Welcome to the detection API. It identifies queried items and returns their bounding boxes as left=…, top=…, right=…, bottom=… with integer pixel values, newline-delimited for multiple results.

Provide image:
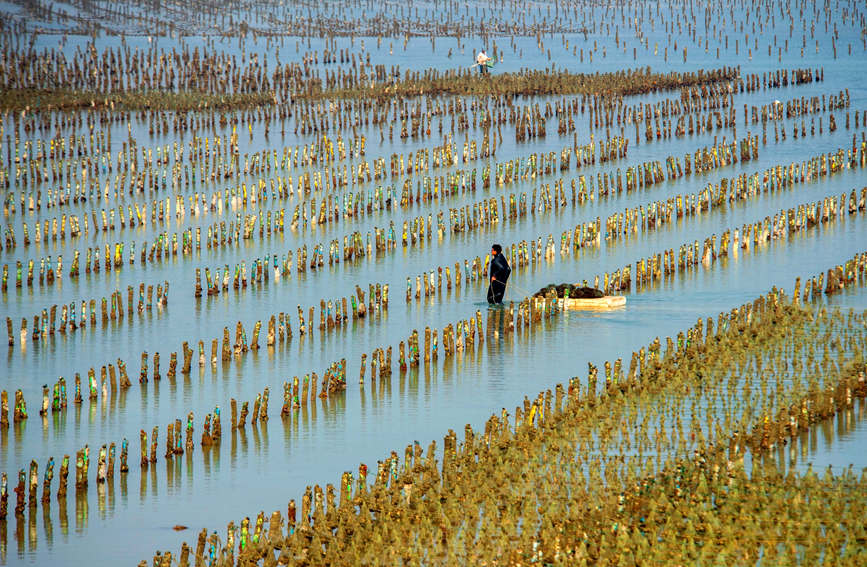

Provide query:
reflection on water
left=752, top=398, right=867, bottom=474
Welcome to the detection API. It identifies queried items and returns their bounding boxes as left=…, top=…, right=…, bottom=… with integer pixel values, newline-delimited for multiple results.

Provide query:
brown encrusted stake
left=181, top=342, right=192, bottom=374
left=150, top=426, right=158, bottom=463
left=222, top=328, right=231, bottom=361
left=107, top=443, right=115, bottom=479
left=118, top=359, right=131, bottom=388
left=165, top=423, right=174, bottom=459
left=212, top=408, right=222, bottom=441
left=1, top=390, right=8, bottom=428
left=13, top=389, right=27, bottom=422
left=250, top=321, right=261, bottom=350
left=167, top=352, right=177, bottom=381
left=57, top=456, right=69, bottom=500
left=139, top=351, right=149, bottom=384
left=153, top=352, right=161, bottom=381
left=201, top=414, right=213, bottom=447
left=28, top=460, right=38, bottom=508
left=185, top=413, right=194, bottom=451
left=173, top=419, right=184, bottom=455
left=238, top=402, right=249, bottom=429
left=260, top=389, right=269, bottom=422
left=140, top=430, right=148, bottom=468
left=14, top=469, right=25, bottom=516
left=195, top=529, right=207, bottom=565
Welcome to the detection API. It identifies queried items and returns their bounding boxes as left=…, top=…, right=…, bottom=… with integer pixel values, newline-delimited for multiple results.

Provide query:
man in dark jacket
left=486, top=244, right=511, bottom=304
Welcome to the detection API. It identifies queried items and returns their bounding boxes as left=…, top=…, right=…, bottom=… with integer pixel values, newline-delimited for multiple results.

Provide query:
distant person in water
left=476, top=49, right=490, bottom=75
left=487, top=244, right=511, bottom=304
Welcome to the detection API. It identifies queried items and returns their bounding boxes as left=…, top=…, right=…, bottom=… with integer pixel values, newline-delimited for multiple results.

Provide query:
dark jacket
left=489, top=253, right=511, bottom=283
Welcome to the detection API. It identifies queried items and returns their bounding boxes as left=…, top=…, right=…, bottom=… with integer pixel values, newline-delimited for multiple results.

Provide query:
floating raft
left=534, top=295, right=626, bottom=310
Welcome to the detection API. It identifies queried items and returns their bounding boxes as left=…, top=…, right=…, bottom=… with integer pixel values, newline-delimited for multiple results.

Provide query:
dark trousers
left=487, top=279, right=506, bottom=304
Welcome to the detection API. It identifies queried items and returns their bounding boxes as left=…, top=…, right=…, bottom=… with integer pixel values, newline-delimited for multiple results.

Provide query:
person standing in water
left=487, top=244, right=511, bottom=304
left=476, top=49, right=490, bottom=75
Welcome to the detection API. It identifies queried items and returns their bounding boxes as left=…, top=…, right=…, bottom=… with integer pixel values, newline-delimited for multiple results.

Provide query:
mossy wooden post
left=260, top=389, right=269, bottom=422
left=201, top=414, right=213, bottom=447
left=139, top=352, right=148, bottom=384
left=287, top=500, right=297, bottom=535
left=238, top=402, right=248, bottom=429
left=250, top=321, right=261, bottom=350
left=153, top=352, right=161, bottom=381
left=13, top=389, right=27, bottom=422
left=167, top=352, right=177, bottom=381
left=185, top=413, right=194, bottom=451
left=194, top=529, right=207, bottom=564
left=13, top=469, right=25, bottom=516
left=0, top=391, right=7, bottom=428
left=165, top=423, right=174, bottom=459
left=267, top=316, right=275, bottom=346
left=233, top=322, right=243, bottom=355
left=74, top=447, right=88, bottom=490
left=252, top=395, right=261, bottom=424
left=28, top=460, right=38, bottom=508
left=56, top=455, right=69, bottom=501
left=212, top=407, right=222, bottom=441
left=105, top=443, right=115, bottom=479
left=222, top=328, right=231, bottom=361
left=41, top=457, right=54, bottom=503
left=150, top=426, right=158, bottom=463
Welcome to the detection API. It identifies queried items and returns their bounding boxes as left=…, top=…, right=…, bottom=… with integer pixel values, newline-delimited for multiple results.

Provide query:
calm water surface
left=1, top=4, right=867, bottom=563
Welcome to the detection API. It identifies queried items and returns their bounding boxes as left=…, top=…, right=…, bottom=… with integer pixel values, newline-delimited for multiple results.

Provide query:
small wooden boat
left=534, top=295, right=626, bottom=310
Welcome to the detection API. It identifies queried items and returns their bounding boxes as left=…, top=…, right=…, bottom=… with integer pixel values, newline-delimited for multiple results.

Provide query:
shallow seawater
left=1, top=2, right=867, bottom=563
